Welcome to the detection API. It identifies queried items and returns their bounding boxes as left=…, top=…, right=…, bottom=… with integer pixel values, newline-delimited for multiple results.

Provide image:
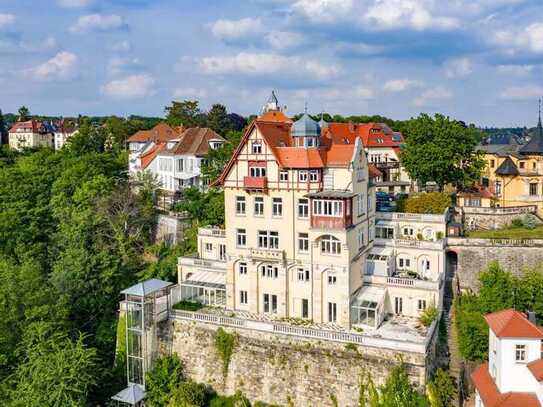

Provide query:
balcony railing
left=374, top=161, right=400, bottom=170
left=364, top=275, right=440, bottom=290
left=249, top=247, right=285, bottom=262
left=243, top=176, right=268, bottom=191
left=198, top=227, right=226, bottom=238
left=374, top=237, right=445, bottom=250
left=376, top=211, right=447, bottom=223
left=178, top=256, right=228, bottom=271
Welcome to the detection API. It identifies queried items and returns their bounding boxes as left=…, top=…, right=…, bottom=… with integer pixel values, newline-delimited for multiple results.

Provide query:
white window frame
left=328, top=302, right=337, bottom=323
left=313, top=200, right=343, bottom=217
left=320, top=235, right=341, bottom=255
left=297, top=268, right=310, bottom=282
left=236, top=196, right=246, bottom=215
left=298, top=232, right=309, bottom=252
left=261, top=265, right=279, bottom=279
left=272, top=197, right=283, bottom=217
left=239, top=262, right=247, bottom=275
left=250, top=166, right=266, bottom=177
left=236, top=229, right=246, bottom=247
left=258, top=230, right=279, bottom=249
left=205, top=243, right=212, bottom=252
left=299, top=170, right=308, bottom=182
left=254, top=197, right=264, bottom=216
left=309, top=170, right=319, bottom=182
left=279, top=170, right=289, bottom=182
left=418, top=299, right=427, bottom=311
left=298, top=199, right=309, bottom=218
left=328, top=275, right=337, bottom=285
left=515, top=344, right=527, bottom=363
left=240, top=290, right=248, bottom=304
left=252, top=141, right=262, bottom=154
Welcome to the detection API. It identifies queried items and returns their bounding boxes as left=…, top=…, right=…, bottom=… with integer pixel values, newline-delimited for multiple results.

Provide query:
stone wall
left=447, top=238, right=543, bottom=290
left=159, top=318, right=432, bottom=407
left=458, top=205, right=539, bottom=232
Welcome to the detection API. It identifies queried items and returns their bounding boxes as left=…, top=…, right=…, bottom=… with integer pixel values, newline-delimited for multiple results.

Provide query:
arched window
left=320, top=235, right=341, bottom=255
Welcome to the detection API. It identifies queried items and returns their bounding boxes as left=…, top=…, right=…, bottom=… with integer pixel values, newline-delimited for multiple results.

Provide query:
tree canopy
left=400, top=114, right=485, bottom=189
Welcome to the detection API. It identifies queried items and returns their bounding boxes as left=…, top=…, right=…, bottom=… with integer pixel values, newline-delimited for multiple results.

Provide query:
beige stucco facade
left=9, top=129, right=53, bottom=150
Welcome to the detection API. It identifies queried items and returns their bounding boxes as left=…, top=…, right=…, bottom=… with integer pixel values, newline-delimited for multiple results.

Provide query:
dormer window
left=515, top=344, right=526, bottom=362
left=252, top=141, right=262, bottom=154
left=309, top=170, right=319, bottom=182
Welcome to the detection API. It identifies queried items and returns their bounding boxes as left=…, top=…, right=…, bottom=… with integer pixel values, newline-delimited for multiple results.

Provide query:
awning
left=121, top=279, right=173, bottom=297
left=111, top=384, right=146, bottom=405
left=182, top=270, right=226, bottom=290
left=352, top=286, right=386, bottom=309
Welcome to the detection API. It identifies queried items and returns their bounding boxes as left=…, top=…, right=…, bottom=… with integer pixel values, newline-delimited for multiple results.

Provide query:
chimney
left=528, top=311, right=537, bottom=325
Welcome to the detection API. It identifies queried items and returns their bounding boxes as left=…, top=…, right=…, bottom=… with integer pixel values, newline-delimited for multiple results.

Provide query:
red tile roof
left=369, top=164, right=383, bottom=179
left=128, top=122, right=180, bottom=143
left=484, top=309, right=543, bottom=339
left=472, top=363, right=540, bottom=407
left=528, top=359, right=543, bottom=382
left=458, top=186, right=496, bottom=199
left=9, top=120, right=41, bottom=133
left=141, top=143, right=166, bottom=169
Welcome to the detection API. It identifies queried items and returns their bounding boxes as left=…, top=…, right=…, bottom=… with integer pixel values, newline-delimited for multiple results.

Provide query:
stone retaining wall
left=458, top=205, right=539, bottom=232
left=447, top=238, right=543, bottom=290
left=159, top=318, right=434, bottom=407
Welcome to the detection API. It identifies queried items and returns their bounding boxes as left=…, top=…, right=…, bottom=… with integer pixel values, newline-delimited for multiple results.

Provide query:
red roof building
left=472, top=309, right=543, bottom=407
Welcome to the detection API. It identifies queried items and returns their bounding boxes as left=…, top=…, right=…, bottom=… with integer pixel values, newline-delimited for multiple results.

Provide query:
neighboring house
left=54, top=119, right=79, bottom=150
left=8, top=120, right=54, bottom=150
left=176, top=93, right=446, bottom=334
left=472, top=309, right=543, bottom=407
left=466, top=108, right=543, bottom=217
left=128, top=123, right=225, bottom=193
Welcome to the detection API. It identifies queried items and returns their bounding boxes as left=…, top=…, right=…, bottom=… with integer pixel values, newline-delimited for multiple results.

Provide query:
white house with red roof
left=53, top=119, right=79, bottom=150
left=472, top=309, right=543, bottom=407
left=127, top=123, right=225, bottom=193
left=8, top=120, right=54, bottom=150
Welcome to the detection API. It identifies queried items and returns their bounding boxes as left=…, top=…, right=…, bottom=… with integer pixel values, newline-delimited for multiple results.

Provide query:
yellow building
left=467, top=112, right=543, bottom=216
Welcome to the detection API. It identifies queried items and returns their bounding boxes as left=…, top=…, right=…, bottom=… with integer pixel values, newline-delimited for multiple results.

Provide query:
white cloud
left=25, top=51, right=78, bottom=81
left=266, top=31, right=304, bottom=49
left=57, top=0, right=93, bottom=8
left=199, top=52, right=340, bottom=80
left=69, top=14, right=125, bottom=33
left=40, top=36, right=58, bottom=50
left=107, top=57, right=141, bottom=75
left=414, top=87, right=452, bottom=107
left=210, top=18, right=263, bottom=40
left=101, top=74, right=155, bottom=98
left=383, top=79, right=422, bottom=92
left=292, top=0, right=353, bottom=23
left=365, top=0, right=459, bottom=31
left=500, top=85, right=543, bottom=100
left=443, top=57, right=473, bottom=78
left=173, top=87, right=208, bottom=99
left=111, top=40, right=131, bottom=53
left=0, top=14, right=15, bottom=29
left=494, top=23, right=543, bottom=54
left=497, top=65, right=534, bottom=76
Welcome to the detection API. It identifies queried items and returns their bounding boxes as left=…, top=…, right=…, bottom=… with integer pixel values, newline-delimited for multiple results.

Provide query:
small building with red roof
left=472, top=309, right=543, bottom=407
left=8, top=119, right=54, bottom=150
left=128, top=122, right=225, bottom=193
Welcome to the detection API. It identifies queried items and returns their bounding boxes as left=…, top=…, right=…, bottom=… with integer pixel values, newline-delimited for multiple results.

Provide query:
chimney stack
left=528, top=311, right=537, bottom=325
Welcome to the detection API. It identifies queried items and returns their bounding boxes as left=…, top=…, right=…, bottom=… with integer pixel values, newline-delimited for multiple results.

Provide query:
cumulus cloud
left=494, top=23, right=543, bottom=54
left=266, top=31, right=304, bottom=49
left=292, top=0, right=353, bottom=23
left=414, top=87, right=452, bottom=107
left=101, top=74, right=155, bottom=98
left=365, top=0, right=459, bottom=31
left=57, top=0, right=93, bottom=8
left=25, top=51, right=78, bottom=81
left=500, top=85, right=543, bottom=100
left=199, top=52, right=340, bottom=80
left=0, top=14, right=15, bottom=29
left=210, top=18, right=263, bottom=40
left=383, top=79, right=422, bottom=92
left=69, top=14, right=125, bottom=33
left=443, top=57, right=473, bottom=78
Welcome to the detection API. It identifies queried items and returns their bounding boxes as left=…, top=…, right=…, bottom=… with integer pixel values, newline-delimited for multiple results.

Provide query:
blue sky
left=1, top=0, right=543, bottom=127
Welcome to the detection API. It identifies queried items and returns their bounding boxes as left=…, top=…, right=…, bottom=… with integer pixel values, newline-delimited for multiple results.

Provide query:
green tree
left=6, top=325, right=98, bottom=407
left=201, top=130, right=242, bottom=183
left=206, top=104, right=229, bottom=134
left=396, top=192, right=451, bottom=214
left=400, top=114, right=485, bottom=190
left=146, top=354, right=186, bottom=407
left=169, top=381, right=207, bottom=407
left=478, top=261, right=514, bottom=313
left=17, top=106, right=30, bottom=121
left=66, top=117, right=106, bottom=154
left=0, top=109, right=7, bottom=145
left=426, top=369, right=456, bottom=407
left=377, top=362, right=429, bottom=407
left=177, top=187, right=225, bottom=226
left=165, top=100, right=204, bottom=128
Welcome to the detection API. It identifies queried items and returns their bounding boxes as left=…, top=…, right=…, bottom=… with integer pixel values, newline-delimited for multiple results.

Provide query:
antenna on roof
left=304, top=102, right=308, bottom=114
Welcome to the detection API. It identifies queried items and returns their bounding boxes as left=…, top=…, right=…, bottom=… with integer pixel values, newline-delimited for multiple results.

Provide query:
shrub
left=522, top=214, right=538, bottom=230
left=436, top=231, right=444, bottom=240
left=511, top=217, right=524, bottom=228
left=426, top=369, right=456, bottom=407
left=209, top=391, right=251, bottom=407
left=398, top=192, right=451, bottom=214
left=419, top=305, right=438, bottom=327
left=173, top=301, right=204, bottom=312
left=169, top=381, right=207, bottom=407
left=146, top=355, right=185, bottom=407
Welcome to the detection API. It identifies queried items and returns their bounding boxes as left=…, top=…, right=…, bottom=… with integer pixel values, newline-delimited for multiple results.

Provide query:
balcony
left=363, top=275, right=440, bottom=291
left=311, top=215, right=351, bottom=230
left=373, top=237, right=445, bottom=250
left=178, top=256, right=227, bottom=271
left=243, top=176, right=268, bottom=191
left=249, top=247, right=285, bottom=262
left=374, top=161, right=400, bottom=170
left=198, top=227, right=226, bottom=238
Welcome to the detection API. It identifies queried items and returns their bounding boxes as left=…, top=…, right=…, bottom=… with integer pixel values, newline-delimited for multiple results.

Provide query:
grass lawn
left=173, top=300, right=204, bottom=312
left=467, top=225, right=543, bottom=239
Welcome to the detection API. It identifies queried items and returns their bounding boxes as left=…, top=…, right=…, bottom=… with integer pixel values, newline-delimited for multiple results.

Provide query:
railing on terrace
left=376, top=211, right=447, bottom=223
left=170, top=308, right=437, bottom=354
left=374, top=238, right=445, bottom=250
left=447, top=237, right=543, bottom=247
left=459, top=205, right=537, bottom=215
left=198, top=227, right=226, bottom=238
left=363, top=275, right=440, bottom=290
